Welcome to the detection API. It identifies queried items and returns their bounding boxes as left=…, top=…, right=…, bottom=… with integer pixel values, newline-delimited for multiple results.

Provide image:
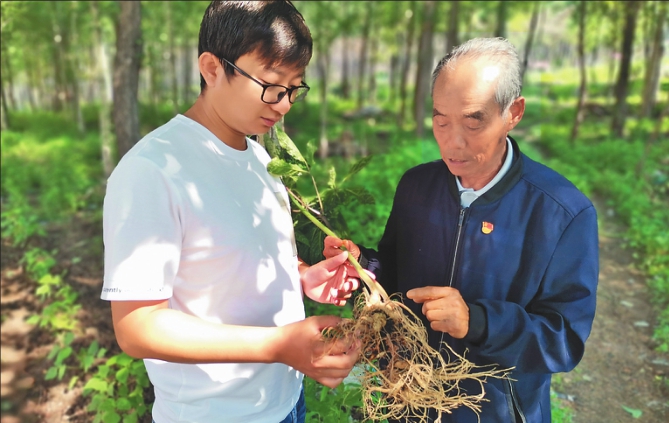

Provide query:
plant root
left=327, top=295, right=512, bottom=423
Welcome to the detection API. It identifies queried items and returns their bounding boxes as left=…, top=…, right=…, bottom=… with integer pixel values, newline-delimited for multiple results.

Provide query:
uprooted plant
left=263, top=126, right=512, bottom=422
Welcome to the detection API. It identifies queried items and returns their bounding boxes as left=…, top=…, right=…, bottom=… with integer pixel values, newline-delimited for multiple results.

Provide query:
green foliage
left=550, top=390, right=575, bottom=423
left=266, top=126, right=376, bottom=265
left=1, top=111, right=103, bottom=221
left=0, top=200, right=47, bottom=247
left=83, top=353, right=151, bottom=423
left=304, top=377, right=369, bottom=423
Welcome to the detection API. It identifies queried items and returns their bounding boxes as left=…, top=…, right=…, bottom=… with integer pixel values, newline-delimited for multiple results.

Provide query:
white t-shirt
left=102, top=114, right=304, bottom=423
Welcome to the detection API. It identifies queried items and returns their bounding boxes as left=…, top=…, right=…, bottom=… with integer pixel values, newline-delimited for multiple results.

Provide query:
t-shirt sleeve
left=101, top=155, right=182, bottom=301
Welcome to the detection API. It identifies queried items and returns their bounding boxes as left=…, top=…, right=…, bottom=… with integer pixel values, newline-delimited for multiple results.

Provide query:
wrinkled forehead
left=434, top=60, right=500, bottom=104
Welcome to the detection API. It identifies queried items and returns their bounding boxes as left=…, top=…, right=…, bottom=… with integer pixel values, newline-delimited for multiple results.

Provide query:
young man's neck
left=184, top=99, right=248, bottom=151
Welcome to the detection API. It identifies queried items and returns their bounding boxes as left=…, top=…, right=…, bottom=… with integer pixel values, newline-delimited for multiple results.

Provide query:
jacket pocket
left=505, top=379, right=527, bottom=423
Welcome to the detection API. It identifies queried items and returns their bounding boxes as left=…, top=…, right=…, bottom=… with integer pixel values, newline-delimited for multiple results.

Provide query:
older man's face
left=432, top=58, right=524, bottom=190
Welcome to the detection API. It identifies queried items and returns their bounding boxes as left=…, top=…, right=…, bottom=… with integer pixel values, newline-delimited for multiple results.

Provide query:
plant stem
left=287, top=189, right=389, bottom=302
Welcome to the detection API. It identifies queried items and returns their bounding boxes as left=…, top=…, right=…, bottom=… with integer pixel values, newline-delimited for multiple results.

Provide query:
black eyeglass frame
left=220, top=57, right=310, bottom=104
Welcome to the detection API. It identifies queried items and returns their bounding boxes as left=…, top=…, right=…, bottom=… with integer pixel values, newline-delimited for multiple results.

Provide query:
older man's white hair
left=431, top=37, right=522, bottom=116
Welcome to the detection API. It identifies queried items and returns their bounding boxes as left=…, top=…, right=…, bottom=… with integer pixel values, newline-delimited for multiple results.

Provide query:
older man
left=325, top=37, right=599, bottom=422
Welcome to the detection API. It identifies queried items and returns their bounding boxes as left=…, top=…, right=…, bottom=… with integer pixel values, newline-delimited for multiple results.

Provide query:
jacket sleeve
left=466, top=205, right=599, bottom=373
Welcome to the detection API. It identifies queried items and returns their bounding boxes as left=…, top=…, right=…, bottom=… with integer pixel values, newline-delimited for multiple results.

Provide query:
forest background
left=1, top=1, right=667, bottom=422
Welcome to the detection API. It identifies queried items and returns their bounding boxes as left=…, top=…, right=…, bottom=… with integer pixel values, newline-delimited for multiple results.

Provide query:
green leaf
left=116, top=367, right=129, bottom=384
left=63, top=331, right=75, bottom=346
left=57, top=365, right=66, bottom=380
left=276, top=127, right=306, bottom=165
left=327, top=167, right=337, bottom=189
left=345, top=187, right=375, bottom=205
left=56, top=346, right=73, bottom=365
left=116, top=353, right=134, bottom=367
left=305, top=141, right=317, bottom=167
left=267, top=158, right=305, bottom=177
left=343, top=155, right=373, bottom=182
left=102, top=411, right=121, bottom=423
left=45, top=366, right=58, bottom=380
left=68, top=376, right=79, bottom=391
left=116, top=397, right=132, bottom=411
left=319, top=385, right=329, bottom=402
left=622, top=405, right=643, bottom=418
left=83, top=378, right=109, bottom=393
left=25, top=315, right=40, bottom=325
left=122, top=413, right=138, bottom=423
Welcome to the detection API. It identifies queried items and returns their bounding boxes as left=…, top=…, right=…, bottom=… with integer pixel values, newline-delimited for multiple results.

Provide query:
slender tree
left=1, top=79, right=10, bottom=130
left=91, top=1, right=115, bottom=178
left=446, top=1, right=460, bottom=54
left=339, top=2, right=351, bottom=100
left=571, top=0, right=588, bottom=142
left=413, top=1, right=436, bottom=138
left=611, top=0, right=641, bottom=137
left=494, top=1, right=508, bottom=38
left=641, top=1, right=666, bottom=118
left=398, top=2, right=417, bottom=129
left=113, top=0, right=142, bottom=158
left=356, top=2, right=375, bottom=110
left=521, top=2, right=540, bottom=85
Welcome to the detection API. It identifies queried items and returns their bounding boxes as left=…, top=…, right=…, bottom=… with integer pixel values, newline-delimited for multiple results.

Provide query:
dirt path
left=1, top=200, right=668, bottom=422
left=553, top=199, right=668, bottom=422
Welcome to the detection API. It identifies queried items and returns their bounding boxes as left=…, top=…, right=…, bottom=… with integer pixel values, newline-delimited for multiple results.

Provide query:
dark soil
left=1, top=200, right=668, bottom=422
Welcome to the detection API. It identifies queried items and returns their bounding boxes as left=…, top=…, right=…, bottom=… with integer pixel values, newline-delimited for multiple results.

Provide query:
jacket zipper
left=447, top=208, right=467, bottom=287
left=439, top=208, right=527, bottom=423
left=438, top=208, right=467, bottom=355
left=507, top=379, right=527, bottom=423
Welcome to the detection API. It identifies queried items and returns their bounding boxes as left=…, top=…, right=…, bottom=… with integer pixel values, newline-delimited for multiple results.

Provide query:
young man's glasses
left=220, top=58, right=310, bottom=104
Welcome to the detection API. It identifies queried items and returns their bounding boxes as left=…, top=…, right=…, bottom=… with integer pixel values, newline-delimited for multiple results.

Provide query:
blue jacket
left=361, top=137, right=599, bottom=423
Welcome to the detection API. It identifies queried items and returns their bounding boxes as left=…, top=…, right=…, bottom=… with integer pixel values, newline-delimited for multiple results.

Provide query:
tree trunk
left=607, top=4, right=621, bottom=102
left=356, top=2, right=374, bottom=110
left=1, top=79, right=10, bottom=130
left=521, top=2, right=540, bottom=84
left=317, top=48, right=330, bottom=159
left=446, top=1, right=460, bottom=53
left=340, top=37, right=350, bottom=99
left=167, top=2, right=179, bottom=113
left=637, top=97, right=669, bottom=179
left=340, top=2, right=350, bottom=100
left=494, top=1, right=508, bottom=38
left=68, top=3, right=85, bottom=134
left=182, top=44, right=193, bottom=106
left=641, top=1, right=666, bottom=118
left=611, top=1, right=641, bottom=138
left=398, top=2, right=417, bottom=129
left=91, top=1, right=115, bottom=178
left=413, top=1, right=436, bottom=138
left=22, top=51, right=38, bottom=110
left=50, top=2, right=68, bottom=112
left=113, top=0, right=142, bottom=159
left=0, top=41, right=17, bottom=111
left=388, top=2, right=403, bottom=106
left=367, top=33, right=379, bottom=105
left=571, top=0, right=588, bottom=142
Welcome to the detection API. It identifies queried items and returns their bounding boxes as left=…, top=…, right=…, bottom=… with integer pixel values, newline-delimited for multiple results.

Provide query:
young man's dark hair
left=198, top=0, right=313, bottom=90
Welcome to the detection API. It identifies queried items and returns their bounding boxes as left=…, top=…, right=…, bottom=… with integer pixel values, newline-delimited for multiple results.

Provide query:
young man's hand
left=323, top=235, right=360, bottom=261
left=274, top=315, right=360, bottom=388
left=300, top=252, right=361, bottom=306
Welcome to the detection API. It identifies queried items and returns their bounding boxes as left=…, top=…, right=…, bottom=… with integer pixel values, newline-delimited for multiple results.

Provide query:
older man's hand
left=407, top=286, right=470, bottom=339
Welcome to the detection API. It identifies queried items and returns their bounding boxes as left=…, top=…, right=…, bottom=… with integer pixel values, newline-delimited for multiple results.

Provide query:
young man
left=325, top=38, right=599, bottom=422
left=101, top=2, right=360, bottom=422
